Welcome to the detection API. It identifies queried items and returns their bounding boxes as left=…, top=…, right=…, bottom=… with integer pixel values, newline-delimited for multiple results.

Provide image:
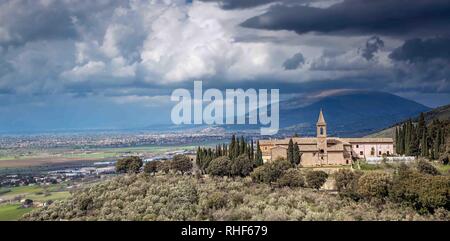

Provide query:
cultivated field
left=0, top=184, right=72, bottom=221
left=0, top=144, right=201, bottom=168
left=0, top=204, right=33, bottom=221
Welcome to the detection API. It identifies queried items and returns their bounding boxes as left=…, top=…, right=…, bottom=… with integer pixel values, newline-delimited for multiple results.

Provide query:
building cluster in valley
left=259, top=110, right=394, bottom=166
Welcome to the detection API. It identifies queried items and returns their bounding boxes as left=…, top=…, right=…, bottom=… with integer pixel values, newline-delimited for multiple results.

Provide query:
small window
left=356, top=144, right=359, bottom=148
left=360, top=151, right=363, bottom=155
left=387, top=151, right=390, bottom=155
left=320, top=149, right=324, bottom=154
left=320, top=127, right=324, bottom=135
left=346, top=160, right=349, bottom=164
left=379, top=151, right=382, bottom=155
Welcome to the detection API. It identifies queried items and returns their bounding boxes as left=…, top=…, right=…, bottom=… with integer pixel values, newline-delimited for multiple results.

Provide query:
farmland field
left=0, top=143, right=213, bottom=169
left=0, top=204, right=34, bottom=221
left=0, top=184, right=72, bottom=220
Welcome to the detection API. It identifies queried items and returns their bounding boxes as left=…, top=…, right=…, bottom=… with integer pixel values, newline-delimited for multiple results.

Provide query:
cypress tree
left=196, top=147, right=202, bottom=172
left=421, top=131, right=428, bottom=157
left=234, top=137, right=240, bottom=158
left=229, top=135, right=236, bottom=159
left=405, top=121, right=411, bottom=155
left=293, top=142, right=300, bottom=166
left=417, top=112, right=426, bottom=137
left=400, top=125, right=405, bottom=155
left=255, top=141, right=263, bottom=167
left=250, top=140, right=255, bottom=161
left=287, top=138, right=294, bottom=164
left=433, top=133, right=440, bottom=160
left=409, top=130, right=419, bottom=157
left=240, top=136, right=246, bottom=156
left=395, top=127, right=399, bottom=154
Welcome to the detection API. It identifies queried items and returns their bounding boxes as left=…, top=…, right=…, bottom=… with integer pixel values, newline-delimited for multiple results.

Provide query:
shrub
left=171, top=155, right=193, bottom=175
left=157, top=160, right=172, bottom=174
left=229, top=154, right=254, bottom=177
left=250, top=166, right=267, bottom=183
left=115, top=156, right=143, bottom=174
left=357, top=172, right=392, bottom=200
left=334, top=169, right=362, bottom=198
left=305, top=171, right=328, bottom=190
left=205, top=192, right=228, bottom=210
left=207, top=156, right=231, bottom=177
left=250, top=160, right=291, bottom=184
left=417, top=160, right=440, bottom=176
left=396, top=162, right=412, bottom=178
left=390, top=171, right=450, bottom=213
left=144, top=161, right=160, bottom=175
left=439, top=154, right=449, bottom=165
left=277, top=168, right=305, bottom=188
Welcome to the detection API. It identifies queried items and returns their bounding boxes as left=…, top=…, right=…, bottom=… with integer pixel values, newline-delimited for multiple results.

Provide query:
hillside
left=278, top=90, right=430, bottom=137
left=222, top=90, right=430, bottom=137
left=21, top=174, right=448, bottom=221
left=367, top=104, right=450, bottom=138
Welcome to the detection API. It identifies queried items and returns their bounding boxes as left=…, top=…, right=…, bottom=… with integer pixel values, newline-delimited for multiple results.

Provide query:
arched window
left=320, top=127, right=324, bottom=135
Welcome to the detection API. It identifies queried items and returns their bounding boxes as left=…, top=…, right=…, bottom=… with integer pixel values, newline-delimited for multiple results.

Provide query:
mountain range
left=135, top=90, right=434, bottom=137
left=277, top=90, right=431, bottom=137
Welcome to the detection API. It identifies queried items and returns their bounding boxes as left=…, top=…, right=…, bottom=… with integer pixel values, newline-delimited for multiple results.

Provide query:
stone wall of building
left=351, top=143, right=394, bottom=158
left=270, top=147, right=287, bottom=161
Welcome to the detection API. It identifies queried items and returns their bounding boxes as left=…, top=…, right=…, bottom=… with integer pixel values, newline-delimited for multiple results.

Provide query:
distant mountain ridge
left=277, top=90, right=430, bottom=137
left=219, top=90, right=431, bottom=137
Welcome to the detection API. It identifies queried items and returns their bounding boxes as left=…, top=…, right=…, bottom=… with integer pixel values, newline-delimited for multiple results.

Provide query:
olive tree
left=115, top=156, right=143, bottom=174
left=229, top=154, right=254, bottom=177
left=306, top=171, right=328, bottom=190
left=171, top=155, right=193, bottom=175
left=144, top=161, right=161, bottom=175
left=207, top=156, right=231, bottom=177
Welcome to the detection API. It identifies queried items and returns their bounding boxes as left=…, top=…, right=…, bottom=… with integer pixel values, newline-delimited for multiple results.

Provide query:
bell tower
left=316, top=109, right=327, bottom=164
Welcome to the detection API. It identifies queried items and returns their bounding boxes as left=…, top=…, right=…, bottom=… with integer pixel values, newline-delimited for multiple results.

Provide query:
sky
left=0, top=0, right=449, bottom=132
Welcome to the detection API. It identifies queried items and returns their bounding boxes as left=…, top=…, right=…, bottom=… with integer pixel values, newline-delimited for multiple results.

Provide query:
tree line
left=196, top=135, right=303, bottom=174
left=195, top=135, right=264, bottom=174
left=395, top=112, right=449, bottom=162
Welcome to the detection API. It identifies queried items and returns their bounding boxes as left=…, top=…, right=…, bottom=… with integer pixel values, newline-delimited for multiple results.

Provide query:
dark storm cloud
left=389, top=37, right=450, bottom=63
left=283, top=52, right=305, bottom=70
left=198, top=0, right=303, bottom=10
left=0, top=7, right=76, bottom=46
left=0, top=0, right=128, bottom=46
left=241, top=0, right=450, bottom=36
left=387, top=37, right=450, bottom=94
left=360, top=36, right=384, bottom=61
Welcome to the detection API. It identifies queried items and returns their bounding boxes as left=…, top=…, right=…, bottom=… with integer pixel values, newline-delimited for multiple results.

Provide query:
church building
left=259, top=109, right=394, bottom=166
